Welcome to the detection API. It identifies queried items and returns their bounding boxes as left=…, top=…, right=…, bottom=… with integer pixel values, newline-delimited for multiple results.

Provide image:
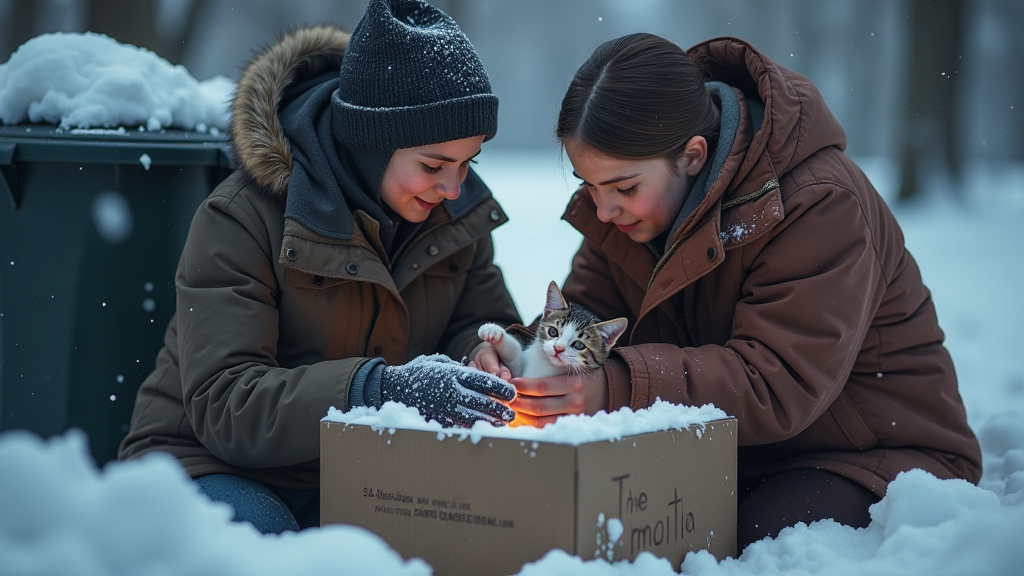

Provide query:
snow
left=0, top=33, right=232, bottom=130
left=1, top=34, right=1023, bottom=576
left=0, top=429, right=430, bottom=576
left=324, top=398, right=729, bottom=446
left=595, top=513, right=626, bottom=562
left=89, top=190, right=133, bottom=245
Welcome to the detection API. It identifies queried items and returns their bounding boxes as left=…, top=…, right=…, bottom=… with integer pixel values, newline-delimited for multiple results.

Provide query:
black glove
left=379, top=354, right=517, bottom=427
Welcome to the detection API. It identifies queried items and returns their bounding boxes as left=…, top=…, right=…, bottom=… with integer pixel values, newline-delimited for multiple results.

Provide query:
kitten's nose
left=553, top=344, right=565, bottom=354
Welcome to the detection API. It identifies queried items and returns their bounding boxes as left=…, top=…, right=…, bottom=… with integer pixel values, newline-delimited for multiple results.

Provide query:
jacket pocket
left=284, top=268, right=350, bottom=290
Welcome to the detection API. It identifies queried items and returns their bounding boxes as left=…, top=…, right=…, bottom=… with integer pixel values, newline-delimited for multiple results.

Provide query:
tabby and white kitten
left=478, top=282, right=628, bottom=379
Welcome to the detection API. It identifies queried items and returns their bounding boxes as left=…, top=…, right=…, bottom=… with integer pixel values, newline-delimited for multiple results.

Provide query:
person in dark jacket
left=503, top=34, right=982, bottom=552
left=118, top=0, right=521, bottom=534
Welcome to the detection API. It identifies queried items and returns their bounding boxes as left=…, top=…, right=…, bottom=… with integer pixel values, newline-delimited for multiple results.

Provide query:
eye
left=617, top=184, right=638, bottom=196
left=546, top=327, right=558, bottom=337
left=572, top=340, right=585, bottom=350
left=421, top=163, right=443, bottom=174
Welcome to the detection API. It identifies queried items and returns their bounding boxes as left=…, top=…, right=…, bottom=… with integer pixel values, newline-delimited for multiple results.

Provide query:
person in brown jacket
left=117, top=0, right=521, bottom=534
left=504, top=34, right=982, bottom=551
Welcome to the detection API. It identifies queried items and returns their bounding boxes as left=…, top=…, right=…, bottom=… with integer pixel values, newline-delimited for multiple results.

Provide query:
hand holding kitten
left=509, top=368, right=610, bottom=427
left=472, top=281, right=628, bottom=426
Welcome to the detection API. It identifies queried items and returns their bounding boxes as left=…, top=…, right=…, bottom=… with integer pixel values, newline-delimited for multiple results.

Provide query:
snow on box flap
left=323, top=399, right=729, bottom=445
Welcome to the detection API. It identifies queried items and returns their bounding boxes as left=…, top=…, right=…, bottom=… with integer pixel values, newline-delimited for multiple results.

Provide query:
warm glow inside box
left=321, top=404, right=737, bottom=576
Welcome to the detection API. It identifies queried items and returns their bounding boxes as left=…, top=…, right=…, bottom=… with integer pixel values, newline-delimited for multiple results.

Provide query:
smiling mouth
left=616, top=222, right=639, bottom=233
left=415, top=198, right=441, bottom=210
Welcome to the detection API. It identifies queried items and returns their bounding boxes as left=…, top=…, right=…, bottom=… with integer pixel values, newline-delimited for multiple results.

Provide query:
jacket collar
left=279, top=191, right=507, bottom=293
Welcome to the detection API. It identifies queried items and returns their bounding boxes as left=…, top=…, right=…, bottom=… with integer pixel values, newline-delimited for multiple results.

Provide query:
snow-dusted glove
left=380, top=354, right=517, bottom=427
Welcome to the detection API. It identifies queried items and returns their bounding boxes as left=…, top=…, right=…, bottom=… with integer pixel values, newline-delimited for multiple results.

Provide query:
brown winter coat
left=564, top=37, right=981, bottom=496
left=117, top=26, right=520, bottom=490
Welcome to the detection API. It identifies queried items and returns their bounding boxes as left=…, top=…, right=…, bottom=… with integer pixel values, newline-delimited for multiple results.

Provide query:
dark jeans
left=194, top=474, right=320, bottom=534
left=737, top=468, right=880, bottom=552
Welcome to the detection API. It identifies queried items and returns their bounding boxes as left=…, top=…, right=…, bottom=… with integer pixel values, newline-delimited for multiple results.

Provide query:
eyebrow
left=419, top=150, right=482, bottom=163
left=572, top=170, right=641, bottom=187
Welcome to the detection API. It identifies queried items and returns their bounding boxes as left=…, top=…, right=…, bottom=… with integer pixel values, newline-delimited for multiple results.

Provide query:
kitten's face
left=536, top=311, right=605, bottom=372
left=536, top=282, right=627, bottom=374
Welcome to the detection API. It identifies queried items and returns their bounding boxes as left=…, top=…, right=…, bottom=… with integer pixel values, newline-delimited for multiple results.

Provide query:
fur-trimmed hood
left=228, top=26, right=350, bottom=199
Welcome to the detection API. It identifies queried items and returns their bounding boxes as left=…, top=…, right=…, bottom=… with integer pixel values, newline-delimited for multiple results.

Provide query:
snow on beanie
left=332, top=0, right=498, bottom=150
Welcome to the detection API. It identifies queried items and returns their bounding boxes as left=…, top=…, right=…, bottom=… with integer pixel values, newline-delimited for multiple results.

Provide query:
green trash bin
left=0, top=124, right=233, bottom=465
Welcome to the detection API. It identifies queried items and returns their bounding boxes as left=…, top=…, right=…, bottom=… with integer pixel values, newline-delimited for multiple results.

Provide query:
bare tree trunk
left=1009, top=0, right=1024, bottom=161
left=160, top=0, right=204, bottom=66
left=898, top=0, right=964, bottom=201
left=86, top=0, right=156, bottom=53
left=4, top=0, right=38, bottom=58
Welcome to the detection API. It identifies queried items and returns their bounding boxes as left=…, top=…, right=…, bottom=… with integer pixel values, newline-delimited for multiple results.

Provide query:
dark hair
left=557, top=33, right=720, bottom=164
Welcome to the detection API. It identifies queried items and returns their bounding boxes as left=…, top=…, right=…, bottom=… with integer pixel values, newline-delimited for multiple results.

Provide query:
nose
left=594, top=194, right=620, bottom=223
left=434, top=171, right=462, bottom=201
left=553, top=344, right=565, bottom=354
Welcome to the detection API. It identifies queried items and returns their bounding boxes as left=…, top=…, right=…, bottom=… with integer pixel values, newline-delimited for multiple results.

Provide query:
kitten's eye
left=572, top=340, right=585, bottom=351
left=547, top=327, right=558, bottom=337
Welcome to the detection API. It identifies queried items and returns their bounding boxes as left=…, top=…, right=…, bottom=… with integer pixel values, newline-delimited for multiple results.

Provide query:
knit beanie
left=333, top=0, right=498, bottom=150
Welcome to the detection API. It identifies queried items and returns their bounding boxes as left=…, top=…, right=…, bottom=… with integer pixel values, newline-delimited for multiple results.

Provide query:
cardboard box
left=321, top=417, right=736, bottom=575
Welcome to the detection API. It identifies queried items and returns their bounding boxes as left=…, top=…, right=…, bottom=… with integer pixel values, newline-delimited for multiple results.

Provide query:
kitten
left=478, top=282, right=628, bottom=379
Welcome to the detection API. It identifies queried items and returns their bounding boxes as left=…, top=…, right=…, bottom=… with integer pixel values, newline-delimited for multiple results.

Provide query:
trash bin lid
left=0, top=124, right=232, bottom=168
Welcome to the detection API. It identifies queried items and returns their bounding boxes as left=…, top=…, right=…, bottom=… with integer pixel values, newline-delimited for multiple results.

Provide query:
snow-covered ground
left=1, top=33, right=1023, bottom=576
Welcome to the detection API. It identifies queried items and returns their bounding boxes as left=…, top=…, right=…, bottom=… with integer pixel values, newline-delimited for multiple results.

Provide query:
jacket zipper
left=646, top=178, right=779, bottom=289
left=721, top=178, right=779, bottom=210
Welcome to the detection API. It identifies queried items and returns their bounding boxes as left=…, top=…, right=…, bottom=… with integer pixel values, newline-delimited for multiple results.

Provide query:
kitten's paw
left=478, top=323, right=506, bottom=344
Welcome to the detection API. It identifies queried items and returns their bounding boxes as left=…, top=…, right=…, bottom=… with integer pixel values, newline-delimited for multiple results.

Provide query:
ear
left=594, top=317, right=628, bottom=348
left=677, top=135, right=708, bottom=177
left=543, top=281, right=568, bottom=316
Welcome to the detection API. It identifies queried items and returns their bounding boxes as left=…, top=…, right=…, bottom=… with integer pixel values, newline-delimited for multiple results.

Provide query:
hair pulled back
left=557, top=33, right=720, bottom=163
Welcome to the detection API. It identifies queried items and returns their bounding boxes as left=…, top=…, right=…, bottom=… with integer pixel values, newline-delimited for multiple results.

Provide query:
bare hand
left=510, top=368, right=608, bottom=427
left=469, top=344, right=512, bottom=382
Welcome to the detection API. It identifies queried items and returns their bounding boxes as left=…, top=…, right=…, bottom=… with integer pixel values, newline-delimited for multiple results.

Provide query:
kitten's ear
left=543, top=281, right=568, bottom=316
left=594, top=318, right=628, bottom=348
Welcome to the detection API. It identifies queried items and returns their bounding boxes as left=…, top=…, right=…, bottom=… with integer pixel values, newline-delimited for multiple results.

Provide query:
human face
left=379, top=135, right=486, bottom=223
left=565, top=140, right=691, bottom=244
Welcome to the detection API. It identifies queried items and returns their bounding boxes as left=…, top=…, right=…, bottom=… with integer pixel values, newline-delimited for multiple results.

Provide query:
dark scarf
left=279, top=72, right=402, bottom=253
left=279, top=72, right=494, bottom=257
left=655, top=81, right=765, bottom=254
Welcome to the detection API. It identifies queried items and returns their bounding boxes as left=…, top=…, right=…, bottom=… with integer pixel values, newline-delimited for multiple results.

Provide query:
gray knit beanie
left=333, top=0, right=498, bottom=150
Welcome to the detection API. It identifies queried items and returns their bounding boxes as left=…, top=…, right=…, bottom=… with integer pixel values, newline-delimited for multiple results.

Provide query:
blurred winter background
left=4, top=0, right=1020, bottom=315
left=1, top=1, right=1023, bottom=575
left=3, top=0, right=1021, bottom=330
left=3, top=0, right=1022, bottom=190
